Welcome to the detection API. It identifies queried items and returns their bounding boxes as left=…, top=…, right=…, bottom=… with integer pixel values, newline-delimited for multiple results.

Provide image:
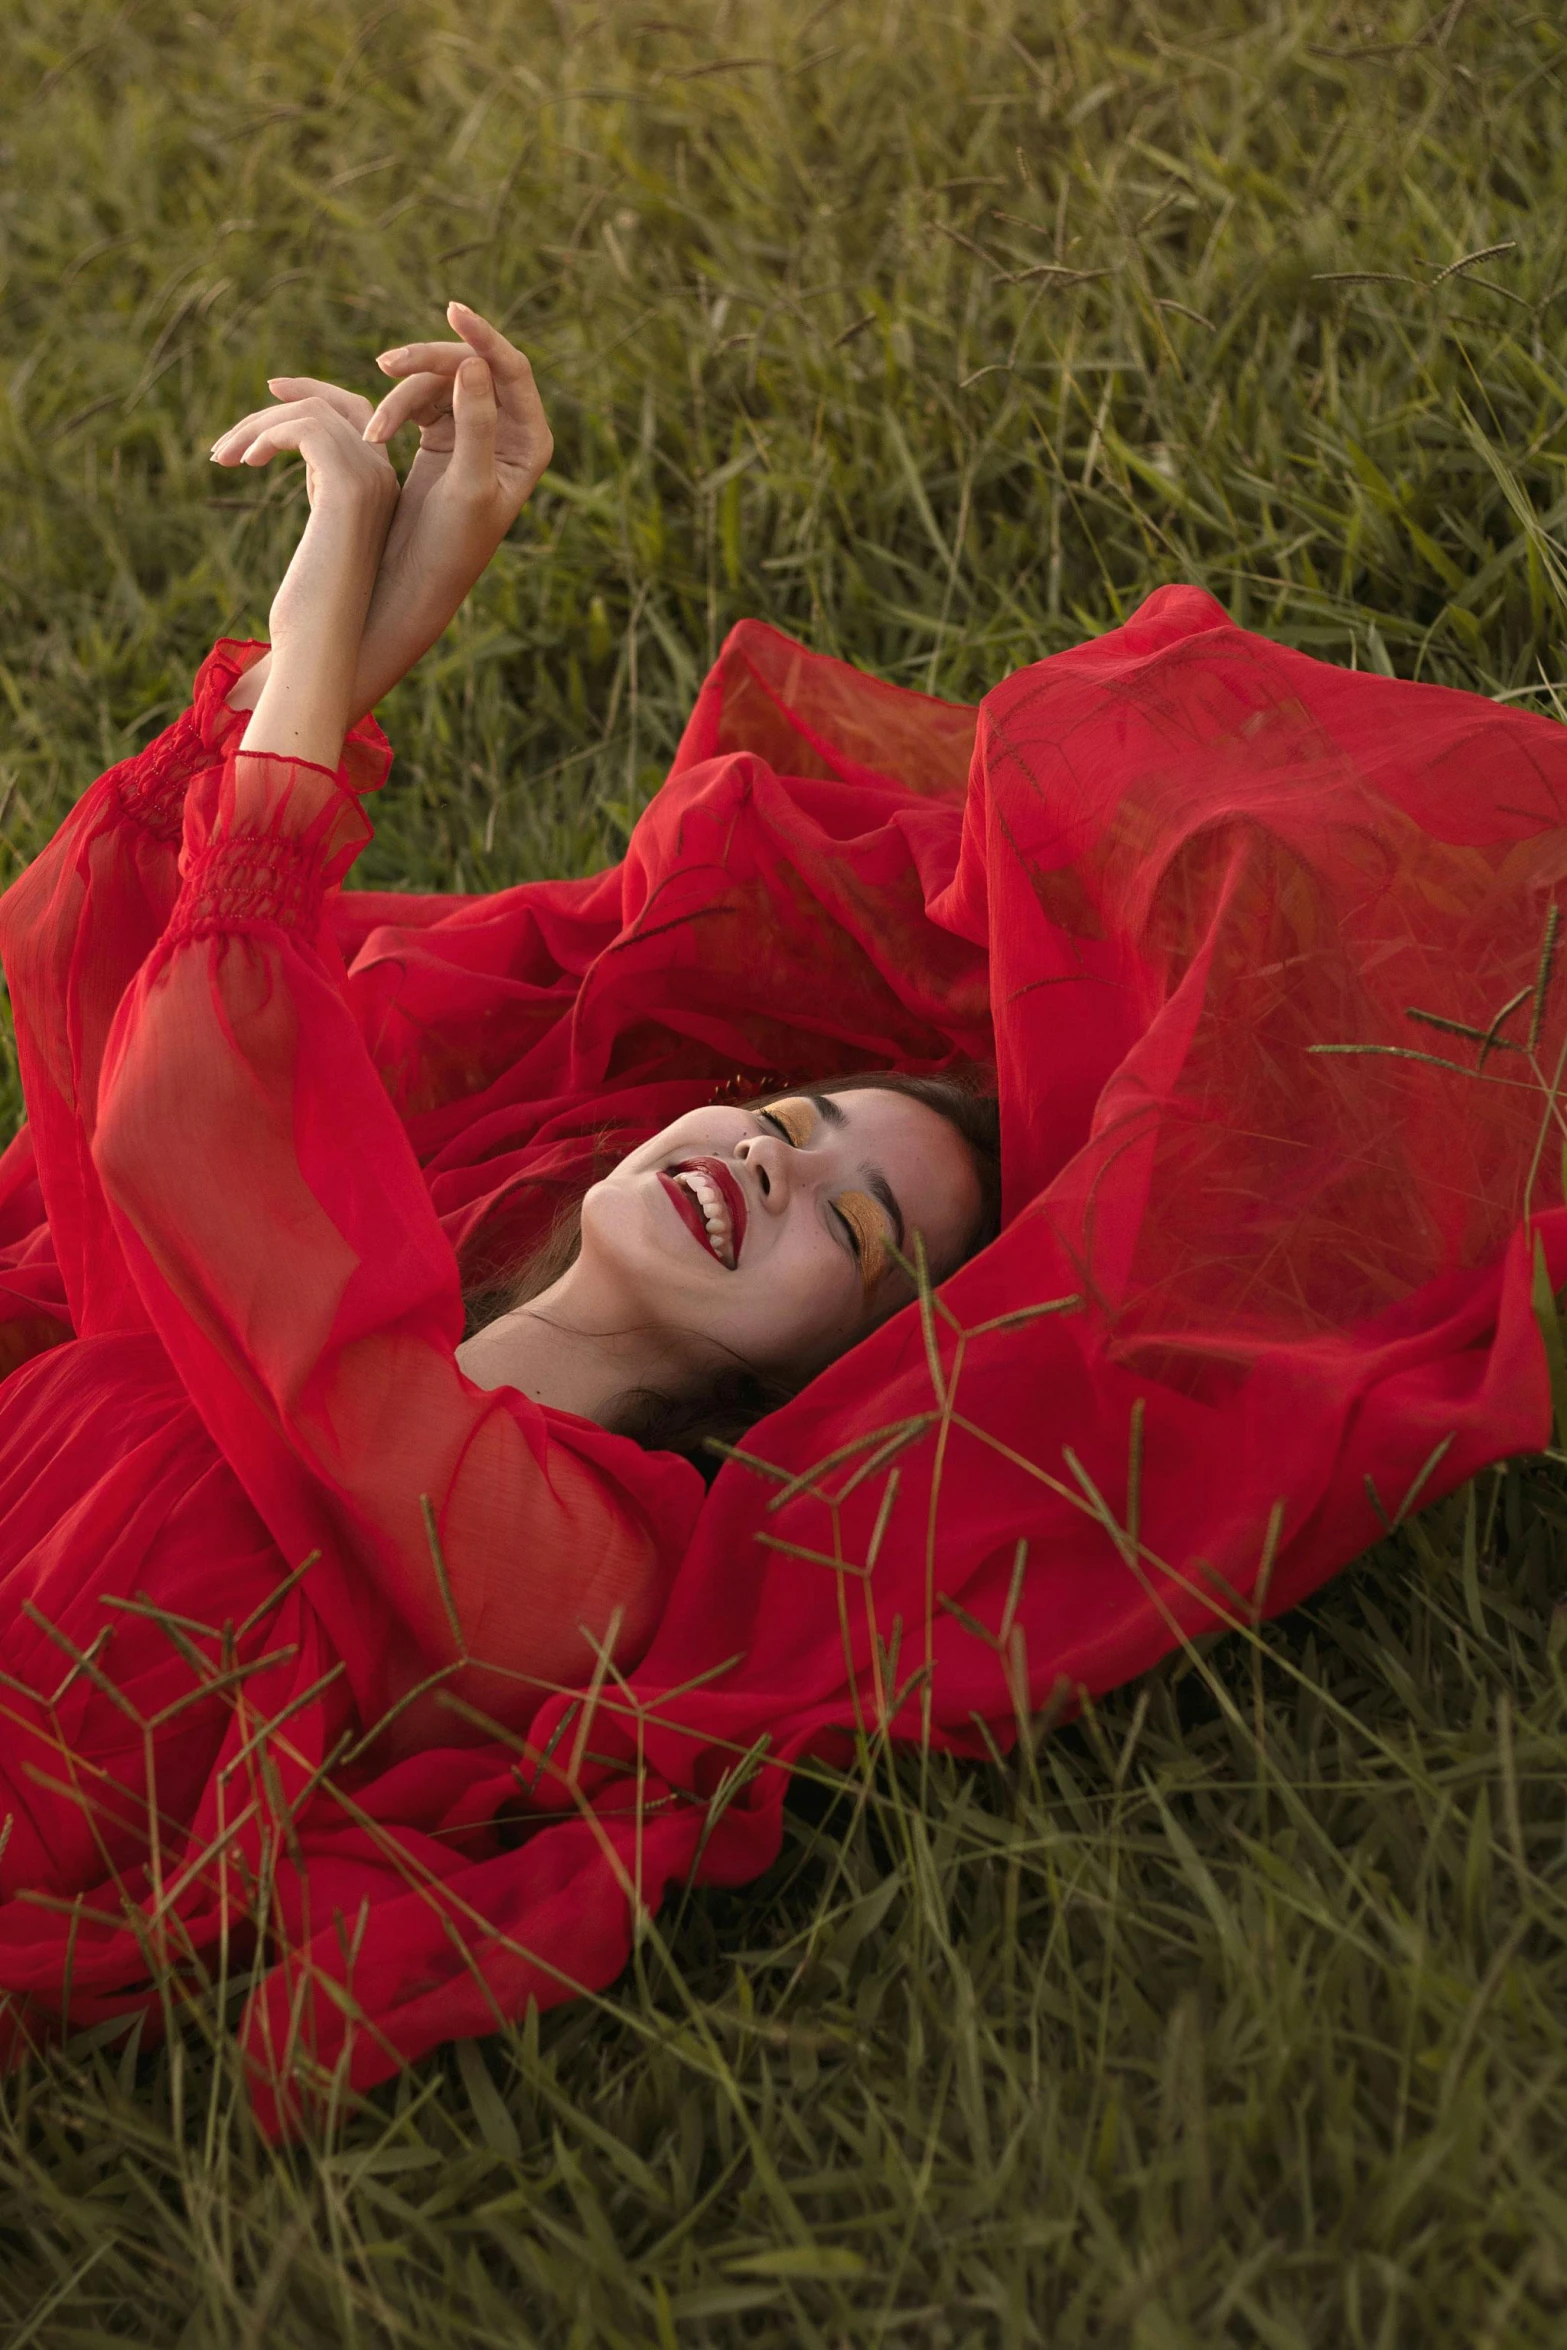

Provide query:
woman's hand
left=211, top=395, right=397, bottom=766
left=362, top=302, right=553, bottom=709
left=365, top=299, right=552, bottom=509
left=223, top=305, right=552, bottom=725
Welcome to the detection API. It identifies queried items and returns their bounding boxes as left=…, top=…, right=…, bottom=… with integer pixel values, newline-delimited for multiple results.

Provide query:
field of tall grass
left=3, top=1, right=1567, bottom=2341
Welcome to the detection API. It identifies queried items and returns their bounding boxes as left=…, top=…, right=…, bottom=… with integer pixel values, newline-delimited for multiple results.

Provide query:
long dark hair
left=462, top=1071, right=1002, bottom=1478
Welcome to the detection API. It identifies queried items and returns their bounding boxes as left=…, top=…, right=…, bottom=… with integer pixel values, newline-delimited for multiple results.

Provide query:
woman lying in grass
left=0, top=306, right=1562, bottom=2114
left=0, top=305, right=1001, bottom=1911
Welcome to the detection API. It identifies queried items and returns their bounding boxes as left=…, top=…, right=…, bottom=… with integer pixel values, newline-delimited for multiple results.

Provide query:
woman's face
left=576, top=1089, right=984, bottom=1382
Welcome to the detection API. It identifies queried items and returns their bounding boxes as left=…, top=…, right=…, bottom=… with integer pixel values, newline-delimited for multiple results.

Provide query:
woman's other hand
left=211, top=394, right=397, bottom=766
left=347, top=303, right=553, bottom=713
left=366, top=300, right=551, bottom=507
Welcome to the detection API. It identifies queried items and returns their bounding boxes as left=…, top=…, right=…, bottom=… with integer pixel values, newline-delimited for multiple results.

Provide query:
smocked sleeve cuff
left=165, top=747, right=372, bottom=946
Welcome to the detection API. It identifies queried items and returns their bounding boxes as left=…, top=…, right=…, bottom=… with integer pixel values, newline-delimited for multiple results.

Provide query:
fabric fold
left=0, top=588, right=1563, bottom=2132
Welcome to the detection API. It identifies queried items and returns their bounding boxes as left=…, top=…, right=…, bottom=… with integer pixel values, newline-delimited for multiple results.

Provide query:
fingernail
left=377, top=349, right=406, bottom=367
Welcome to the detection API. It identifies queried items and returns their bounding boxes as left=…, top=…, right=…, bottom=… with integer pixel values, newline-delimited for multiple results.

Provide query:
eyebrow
left=805, top=1093, right=906, bottom=1252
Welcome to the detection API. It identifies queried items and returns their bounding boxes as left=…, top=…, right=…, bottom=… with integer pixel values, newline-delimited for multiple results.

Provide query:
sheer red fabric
left=1, top=586, right=1563, bottom=2131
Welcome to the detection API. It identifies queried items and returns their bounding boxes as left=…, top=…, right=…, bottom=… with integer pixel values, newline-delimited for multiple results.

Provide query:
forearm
left=237, top=652, right=357, bottom=762
left=355, top=506, right=493, bottom=710
left=241, top=496, right=392, bottom=767
left=228, top=480, right=499, bottom=727
left=227, top=549, right=467, bottom=727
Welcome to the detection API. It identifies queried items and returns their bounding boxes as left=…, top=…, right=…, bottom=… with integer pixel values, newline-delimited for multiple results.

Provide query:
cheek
left=579, top=1178, right=654, bottom=1267
left=730, top=1227, right=865, bottom=1368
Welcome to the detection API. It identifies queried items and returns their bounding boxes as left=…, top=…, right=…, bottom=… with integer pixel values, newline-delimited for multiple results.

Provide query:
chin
left=581, top=1168, right=699, bottom=1289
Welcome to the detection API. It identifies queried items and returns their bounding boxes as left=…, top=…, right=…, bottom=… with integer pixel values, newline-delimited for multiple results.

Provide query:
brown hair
left=462, top=1071, right=1002, bottom=1479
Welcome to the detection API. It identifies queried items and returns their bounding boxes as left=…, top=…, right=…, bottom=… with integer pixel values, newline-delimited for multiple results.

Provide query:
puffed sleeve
left=92, top=741, right=704, bottom=1743
left=0, top=641, right=269, bottom=1335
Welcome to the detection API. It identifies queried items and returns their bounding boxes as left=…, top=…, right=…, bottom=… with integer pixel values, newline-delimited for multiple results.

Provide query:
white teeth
left=674, top=1168, right=734, bottom=1265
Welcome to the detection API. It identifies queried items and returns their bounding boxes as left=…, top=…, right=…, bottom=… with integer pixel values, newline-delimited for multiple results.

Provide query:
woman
left=0, top=306, right=1002, bottom=1927
left=2, top=310, right=1564, bottom=2124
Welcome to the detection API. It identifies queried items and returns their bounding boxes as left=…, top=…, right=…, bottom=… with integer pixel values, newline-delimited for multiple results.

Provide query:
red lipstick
left=658, top=1156, right=748, bottom=1268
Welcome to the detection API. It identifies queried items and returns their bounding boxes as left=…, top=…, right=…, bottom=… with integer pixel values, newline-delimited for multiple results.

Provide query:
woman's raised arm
left=89, top=390, right=696, bottom=1746
left=220, top=393, right=397, bottom=766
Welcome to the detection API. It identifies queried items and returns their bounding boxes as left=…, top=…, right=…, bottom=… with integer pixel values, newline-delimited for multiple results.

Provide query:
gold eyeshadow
left=764, top=1096, right=816, bottom=1146
left=836, top=1190, right=887, bottom=1297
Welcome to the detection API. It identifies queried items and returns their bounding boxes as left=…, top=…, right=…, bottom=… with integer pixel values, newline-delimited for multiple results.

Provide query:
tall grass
left=2, top=1, right=1566, bottom=2340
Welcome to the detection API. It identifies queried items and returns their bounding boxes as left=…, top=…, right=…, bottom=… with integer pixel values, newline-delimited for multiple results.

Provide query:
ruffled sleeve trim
left=192, top=640, right=394, bottom=796
left=113, top=641, right=392, bottom=844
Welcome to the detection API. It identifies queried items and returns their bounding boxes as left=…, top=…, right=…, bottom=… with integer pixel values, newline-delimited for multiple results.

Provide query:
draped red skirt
left=1, top=585, right=1562, bottom=2132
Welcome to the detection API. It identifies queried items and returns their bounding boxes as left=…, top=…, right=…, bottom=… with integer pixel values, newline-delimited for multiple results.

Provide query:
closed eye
left=758, top=1103, right=811, bottom=1146
left=835, top=1191, right=886, bottom=1291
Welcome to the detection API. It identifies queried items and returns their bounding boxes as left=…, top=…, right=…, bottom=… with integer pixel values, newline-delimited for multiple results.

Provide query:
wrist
left=354, top=556, right=467, bottom=714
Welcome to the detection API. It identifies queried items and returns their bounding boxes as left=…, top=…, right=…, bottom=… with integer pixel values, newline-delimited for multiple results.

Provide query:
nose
left=734, top=1130, right=794, bottom=1215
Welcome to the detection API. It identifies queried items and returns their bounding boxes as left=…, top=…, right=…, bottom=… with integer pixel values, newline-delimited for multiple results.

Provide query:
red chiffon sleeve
left=91, top=741, right=705, bottom=1743
left=0, top=641, right=268, bottom=1340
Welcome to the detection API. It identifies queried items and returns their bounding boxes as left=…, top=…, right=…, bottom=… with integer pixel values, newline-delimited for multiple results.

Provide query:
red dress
left=0, top=588, right=1562, bottom=2131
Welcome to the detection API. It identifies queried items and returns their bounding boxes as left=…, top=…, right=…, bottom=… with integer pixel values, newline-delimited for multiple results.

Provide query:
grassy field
left=3, top=0, right=1567, bottom=2340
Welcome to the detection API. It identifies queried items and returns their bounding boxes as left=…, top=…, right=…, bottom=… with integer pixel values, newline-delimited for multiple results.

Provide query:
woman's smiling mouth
left=659, top=1157, right=748, bottom=1269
